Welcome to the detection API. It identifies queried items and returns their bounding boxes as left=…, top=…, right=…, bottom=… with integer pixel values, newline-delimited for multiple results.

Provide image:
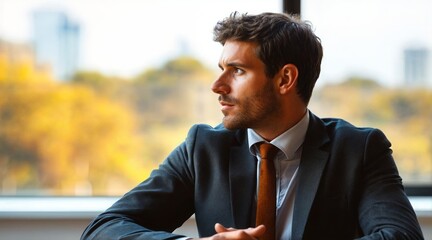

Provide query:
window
left=1, top=0, right=431, bottom=197
left=0, top=0, right=281, bottom=196
left=303, top=0, right=432, bottom=187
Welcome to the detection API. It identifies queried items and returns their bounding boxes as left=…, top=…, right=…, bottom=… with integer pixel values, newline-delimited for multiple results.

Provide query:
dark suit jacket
left=81, top=112, right=424, bottom=240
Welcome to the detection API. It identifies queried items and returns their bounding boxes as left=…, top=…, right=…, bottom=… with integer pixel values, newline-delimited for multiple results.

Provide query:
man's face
left=211, top=40, right=280, bottom=130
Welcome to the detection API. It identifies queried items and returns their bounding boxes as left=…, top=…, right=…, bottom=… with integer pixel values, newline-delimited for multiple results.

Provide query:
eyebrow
left=218, top=61, right=247, bottom=70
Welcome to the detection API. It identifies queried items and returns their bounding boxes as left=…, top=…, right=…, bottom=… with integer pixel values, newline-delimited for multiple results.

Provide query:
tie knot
left=258, top=143, right=278, bottom=160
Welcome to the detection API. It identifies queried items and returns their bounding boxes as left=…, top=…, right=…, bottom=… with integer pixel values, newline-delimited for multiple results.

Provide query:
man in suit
left=81, top=12, right=424, bottom=239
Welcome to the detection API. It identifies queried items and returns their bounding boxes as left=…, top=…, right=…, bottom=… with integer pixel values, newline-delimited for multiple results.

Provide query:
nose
left=211, top=72, right=230, bottom=95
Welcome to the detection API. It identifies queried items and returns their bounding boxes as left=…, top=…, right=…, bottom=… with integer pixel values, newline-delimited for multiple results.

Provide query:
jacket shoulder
left=320, top=117, right=381, bottom=135
left=187, top=123, right=246, bottom=145
left=318, top=117, right=390, bottom=147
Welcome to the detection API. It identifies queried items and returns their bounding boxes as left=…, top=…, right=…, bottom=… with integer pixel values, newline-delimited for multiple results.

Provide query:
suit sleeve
left=80, top=125, right=200, bottom=240
left=356, top=129, right=424, bottom=239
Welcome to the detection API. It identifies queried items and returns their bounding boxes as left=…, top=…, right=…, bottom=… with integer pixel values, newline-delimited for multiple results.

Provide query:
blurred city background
left=0, top=0, right=431, bottom=196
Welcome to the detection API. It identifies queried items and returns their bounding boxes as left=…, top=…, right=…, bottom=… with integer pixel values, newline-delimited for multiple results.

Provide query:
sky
left=0, top=0, right=431, bottom=87
left=303, top=0, right=432, bottom=87
left=0, top=0, right=280, bottom=76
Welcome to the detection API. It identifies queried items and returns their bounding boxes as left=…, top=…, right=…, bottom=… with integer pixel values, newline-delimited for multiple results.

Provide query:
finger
left=214, top=223, right=243, bottom=233
left=215, top=223, right=233, bottom=233
left=215, top=223, right=266, bottom=238
left=244, top=224, right=266, bottom=237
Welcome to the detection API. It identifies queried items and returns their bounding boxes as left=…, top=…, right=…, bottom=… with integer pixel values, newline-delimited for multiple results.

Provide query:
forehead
left=219, top=40, right=261, bottom=66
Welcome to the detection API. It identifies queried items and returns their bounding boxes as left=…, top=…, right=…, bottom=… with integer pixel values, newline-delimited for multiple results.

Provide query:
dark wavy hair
left=213, top=12, right=323, bottom=104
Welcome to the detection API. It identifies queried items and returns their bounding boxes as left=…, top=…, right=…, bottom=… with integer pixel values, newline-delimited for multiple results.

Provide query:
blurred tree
left=132, top=55, right=218, bottom=126
left=339, top=76, right=382, bottom=89
left=310, top=77, right=432, bottom=184
left=2, top=47, right=431, bottom=195
left=0, top=54, right=222, bottom=195
left=0, top=52, right=146, bottom=195
left=135, top=56, right=214, bottom=85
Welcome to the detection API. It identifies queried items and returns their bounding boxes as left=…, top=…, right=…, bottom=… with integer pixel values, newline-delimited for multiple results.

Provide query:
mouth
left=218, top=96, right=235, bottom=112
left=219, top=100, right=234, bottom=107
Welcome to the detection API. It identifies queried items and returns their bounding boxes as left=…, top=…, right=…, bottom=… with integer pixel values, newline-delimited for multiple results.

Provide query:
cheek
left=230, top=82, right=246, bottom=97
left=233, top=79, right=262, bottom=97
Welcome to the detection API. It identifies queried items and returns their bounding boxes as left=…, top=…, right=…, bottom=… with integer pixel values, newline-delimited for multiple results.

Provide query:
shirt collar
left=248, top=111, right=310, bottom=160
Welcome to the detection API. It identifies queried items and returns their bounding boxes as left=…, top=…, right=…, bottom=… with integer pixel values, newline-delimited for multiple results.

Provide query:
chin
left=222, top=117, right=246, bottom=130
left=222, top=118, right=235, bottom=130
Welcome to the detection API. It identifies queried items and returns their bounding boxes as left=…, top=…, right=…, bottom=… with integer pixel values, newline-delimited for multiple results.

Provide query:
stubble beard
left=222, top=82, right=279, bottom=130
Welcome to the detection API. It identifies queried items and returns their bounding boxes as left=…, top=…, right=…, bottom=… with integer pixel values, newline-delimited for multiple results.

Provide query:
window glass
left=2, top=0, right=431, bottom=196
left=303, top=0, right=432, bottom=185
left=0, top=0, right=281, bottom=195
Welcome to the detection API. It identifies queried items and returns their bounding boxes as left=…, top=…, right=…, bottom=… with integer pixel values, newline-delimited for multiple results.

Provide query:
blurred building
left=404, top=47, right=430, bottom=87
left=32, top=9, right=80, bottom=81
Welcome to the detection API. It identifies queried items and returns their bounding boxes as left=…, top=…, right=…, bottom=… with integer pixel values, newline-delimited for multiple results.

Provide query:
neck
left=254, top=107, right=307, bottom=141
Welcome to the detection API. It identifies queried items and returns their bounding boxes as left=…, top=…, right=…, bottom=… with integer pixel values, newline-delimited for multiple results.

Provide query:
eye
left=233, top=68, right=245, bottom=75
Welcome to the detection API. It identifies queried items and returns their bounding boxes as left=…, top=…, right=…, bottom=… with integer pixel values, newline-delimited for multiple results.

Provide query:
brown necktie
left=256, top=143, right=278, bottom=240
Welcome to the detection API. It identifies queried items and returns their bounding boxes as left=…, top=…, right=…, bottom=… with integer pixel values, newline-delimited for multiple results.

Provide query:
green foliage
left=164, top=56, right=208, bottom=77
left=134, top=55, right=214, bottom=85
left=339, top=76, right=382, bottom=89
left=131, top=55, right=218, bottom=126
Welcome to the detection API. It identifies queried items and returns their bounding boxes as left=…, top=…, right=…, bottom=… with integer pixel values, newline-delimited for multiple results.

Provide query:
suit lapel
left=229, top=130, right=257, bottom=228
left=292, top=113, right=330, bottom=239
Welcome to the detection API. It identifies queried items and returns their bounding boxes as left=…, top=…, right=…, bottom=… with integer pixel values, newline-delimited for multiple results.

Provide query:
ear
left=277, top=64, right=298, bottom=94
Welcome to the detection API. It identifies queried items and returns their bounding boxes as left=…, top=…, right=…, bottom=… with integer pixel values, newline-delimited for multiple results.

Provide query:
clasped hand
left=192, top=223, right=266, bottom=240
